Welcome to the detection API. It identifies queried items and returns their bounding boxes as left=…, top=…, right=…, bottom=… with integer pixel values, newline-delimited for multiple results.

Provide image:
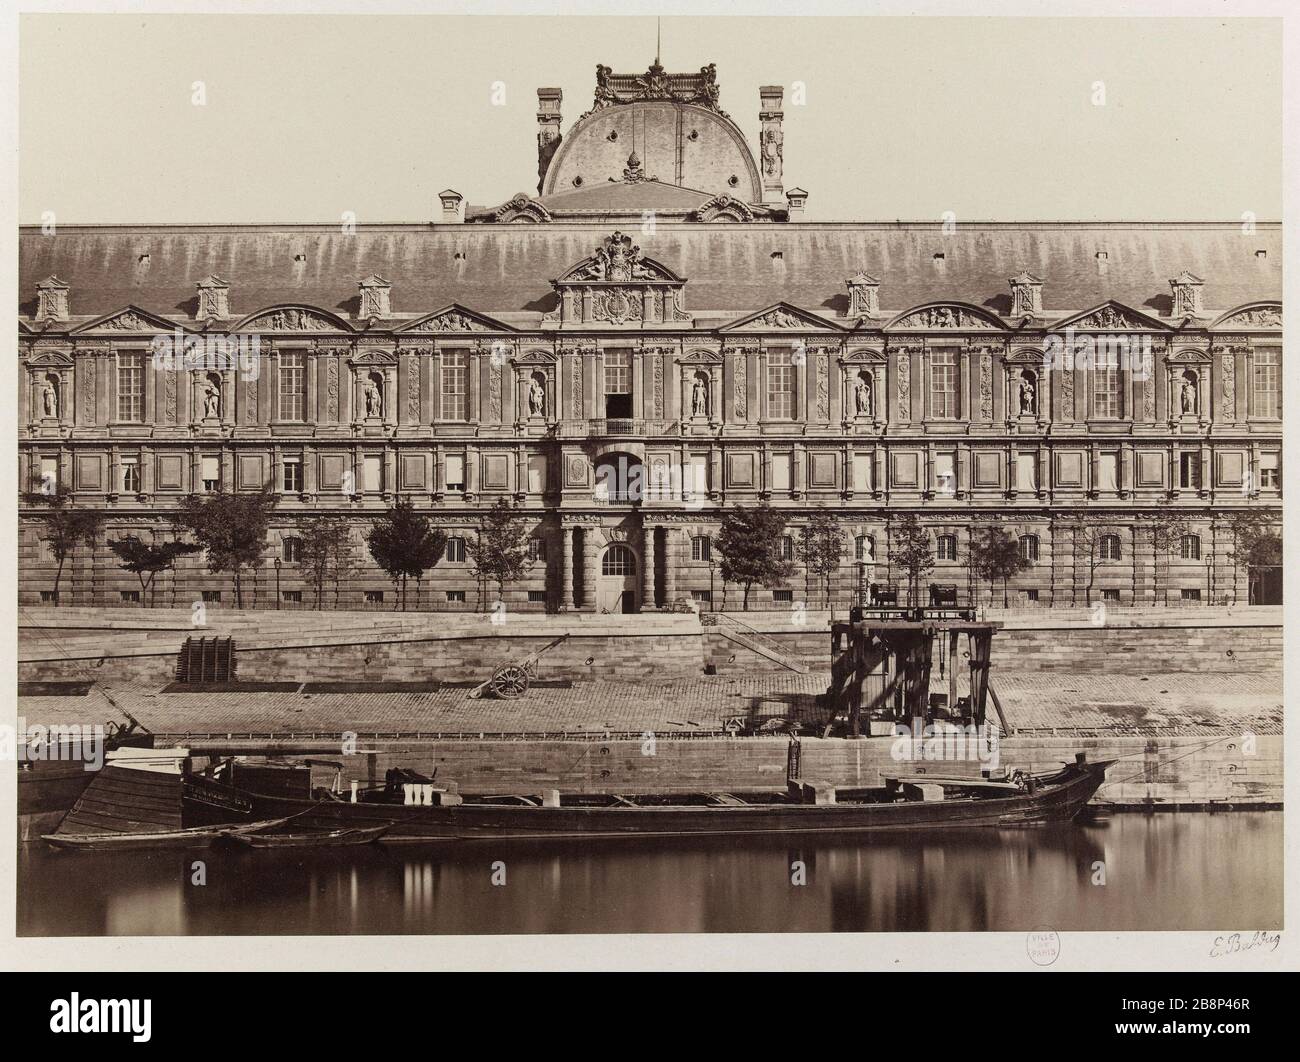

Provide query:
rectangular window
left=772, top=453, right=793, bottom=491
left=363, top=454, right=383, bottom=493
left=282, top=590, right=302, bottom=605
left=116, top=353, right=145, bottom=422
left=1025, top=589, right=1040, bottom=602
left=934, top=452, right=956, bottom=495
left=364, top=590, right=385, bottom=606
left=119, top=590, right=140, bottom=604
left=528, top=538, right=547, bottom=562
left=1179, top=453, right=1202, bottom=490
left=278, top=352, right=306, bottom=421
left=282, top=457, right=303, bottom=493
left=1253, top=348, right=1280, bottom=418
left=1092, top=354, right=1122, bottom=418
left=604, top=351, right=632, bottom=395
left=120, top=457, right=140, bottom=494
left=201, top=590, right=222, bottom=603
left=1098, top=453, right=1120, bottom=492
left=39, top=456, right=59, bottom=493
left=40, top=591, right=57, bottom=604
left=527, top=454, right=547, bottom=493
left=441, top=352, right=468, bottom=421
left=527, top=590, right=547, bottom=603
left=692, top=590, right=713, bottom=604
left=930, top=349, right=958, bottom=419
left=767, top=350, right=795, bottom=420
left=1259, top=450, right=1280, bottom=489
left=1101, top=588, right=1121, bottom=603
left=1181, top=588, right=1202, bottom=602
left=1016, top=453, right=1037, bottom=492
left=446, top=590, right=466, bottom=603
left=688, top=454, right=708, bottom=496
left=201, top=456, right=220, bottom=492
left=446, top=538, right=466, bottom=562
left=444, top=454, right=466, bottom=492
left=773, top=589, right=793, bottom=603
left=853, top=453, right=873, bottom=493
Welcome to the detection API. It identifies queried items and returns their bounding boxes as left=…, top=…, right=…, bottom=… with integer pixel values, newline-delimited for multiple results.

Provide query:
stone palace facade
left=17, top=60, right=1283, bottom=612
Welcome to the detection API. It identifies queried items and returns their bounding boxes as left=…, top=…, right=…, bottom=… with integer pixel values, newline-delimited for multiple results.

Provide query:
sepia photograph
left=1, top=0, right=1295, bottom=1006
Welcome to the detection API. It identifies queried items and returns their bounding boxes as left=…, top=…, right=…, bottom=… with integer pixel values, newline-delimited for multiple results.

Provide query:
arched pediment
left=680, top=348, right=723, bottom=365
left=1210, top=301, right=1282, bottom=330
left=233, top=304, right=354, bottom=333
left=488, top=194, right=554, bottom=224
left=558, top=231, right=684, bottom=284
left=691, top=195, right=755, bottom=223
left=885, top=302, right=1008, bottom=331
left=841, top=347, right=886, bottom=364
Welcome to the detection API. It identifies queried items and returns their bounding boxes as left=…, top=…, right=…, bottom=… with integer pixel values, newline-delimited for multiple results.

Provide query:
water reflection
left=17, top=812, right=1281, bottom=936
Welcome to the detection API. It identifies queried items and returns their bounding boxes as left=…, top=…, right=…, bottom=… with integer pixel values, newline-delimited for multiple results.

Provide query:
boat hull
left=188, top=763, right=1112, bottom=843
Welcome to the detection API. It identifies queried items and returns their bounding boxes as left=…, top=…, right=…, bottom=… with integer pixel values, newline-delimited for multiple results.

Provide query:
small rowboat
left=42, top=817, right=294, bottom=852
left=228, top=824, right=389, bottom=849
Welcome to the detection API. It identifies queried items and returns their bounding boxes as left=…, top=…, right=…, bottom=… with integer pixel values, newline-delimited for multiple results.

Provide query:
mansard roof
left=18, top=221, right=1282, bottom=326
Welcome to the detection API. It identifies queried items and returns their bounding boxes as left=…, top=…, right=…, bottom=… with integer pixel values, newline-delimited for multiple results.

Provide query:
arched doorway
left=599, top=544, right=638, bottom=613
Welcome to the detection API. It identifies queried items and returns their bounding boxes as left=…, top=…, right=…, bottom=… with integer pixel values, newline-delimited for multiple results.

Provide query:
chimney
left=358, top=275, right=392, bottom=319
left=195, top=274, right=230, bottom=320
left=785, top=187, right=808, bottom=218
left=846, top=272, right=880, bottom=319
left=36, top=275, right=70, bottom=321
left=1170, top=271, right=1205, bottom=319
left=1009, top=271, right=1044, bottom=318
left=759, top=85, right=784, bottom=205
left=438, top=189, right=464, bottom=224
left=536, top=87, right=563, bottom=195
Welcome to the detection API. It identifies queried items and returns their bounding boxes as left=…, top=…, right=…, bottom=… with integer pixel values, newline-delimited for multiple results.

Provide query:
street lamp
left=274, top=558, right=282, bottom=609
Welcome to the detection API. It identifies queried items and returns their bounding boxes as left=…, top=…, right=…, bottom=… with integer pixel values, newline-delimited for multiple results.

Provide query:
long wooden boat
left=184, top=755, right=1113, bottom=844
left=42, top=817, right=293, bottom=852
left=228, top=824, right=389, bottom=849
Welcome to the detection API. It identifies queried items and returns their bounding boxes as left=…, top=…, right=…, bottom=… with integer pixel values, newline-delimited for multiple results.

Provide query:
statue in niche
left=854, top=372, right=873, bottom=418
left=691, top=372, right=710, bottom=417
left=1181, top=373, right=1198, bottom=415
left=1018, top=373, right=1037, bottom=416
left=42, top=377, right=59, bottom=419
left=364, top=375, right=383, bottom=418
left=202, top=376, right=222, bottom=419
left=528, top=373, right=547, bottom=417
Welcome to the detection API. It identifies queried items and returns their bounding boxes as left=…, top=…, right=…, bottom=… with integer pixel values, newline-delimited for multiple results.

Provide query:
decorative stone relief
left=1060, top=366, right=1074, bottom=419
left=1221, top=356, right=1236, bottom=421
left=164, top=372, right=177, bottom=423
left=571, top=356, right=583, bottom=419
left=896, top=349, right=911, bottom=423
left=407, top=358, right=420, bottom=421
left=979, top=355, right=993, bottom=420
left=488, top=361, right=502, bottom=422
left=1143, top=374, right=1155, bottom=421
left=652, top=354, right=664, bottom=417
left=815, top=355, right=829, bottom=420
left=326, top=359, right=339, bottom=420
left=734, top=353, right=747, bottom=420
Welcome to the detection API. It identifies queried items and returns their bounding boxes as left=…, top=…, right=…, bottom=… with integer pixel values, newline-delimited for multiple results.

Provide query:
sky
left=18, top=14, right=1282, bottom=224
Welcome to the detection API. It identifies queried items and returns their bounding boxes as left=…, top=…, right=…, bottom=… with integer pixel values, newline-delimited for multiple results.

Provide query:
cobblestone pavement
left=17, top=668, right=1282, bottom=738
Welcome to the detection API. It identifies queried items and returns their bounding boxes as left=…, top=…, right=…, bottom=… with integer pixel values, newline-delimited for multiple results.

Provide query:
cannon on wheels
left=469, top=635, right=570, bottom=700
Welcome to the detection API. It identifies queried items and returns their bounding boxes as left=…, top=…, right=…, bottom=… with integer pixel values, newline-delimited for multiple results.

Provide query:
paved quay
left=18, top=667, right=1282, bottom=739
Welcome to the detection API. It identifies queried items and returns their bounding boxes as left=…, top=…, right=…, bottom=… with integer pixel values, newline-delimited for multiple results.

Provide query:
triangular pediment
left=885, top=302, right=1008, bottom=331
left=399, top=304, right=515, bottom=333
left=1210, top=302, right=1282, bottom=330
left=19, top=319, right=37, bottom=334
left=234, top=305, right=353, bottom=333
left=1054, top=300, right=1170, bottom=332
left=720, top=302, right=846, bottom=333
left=72, top=304, right=192, bottom=335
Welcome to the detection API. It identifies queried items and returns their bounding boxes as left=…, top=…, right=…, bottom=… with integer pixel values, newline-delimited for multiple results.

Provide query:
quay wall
left=180, top=734, right=1282, bottom=808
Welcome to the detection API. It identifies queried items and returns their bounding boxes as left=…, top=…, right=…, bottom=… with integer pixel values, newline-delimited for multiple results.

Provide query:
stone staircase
left=707, top=614, right=811, bottom=674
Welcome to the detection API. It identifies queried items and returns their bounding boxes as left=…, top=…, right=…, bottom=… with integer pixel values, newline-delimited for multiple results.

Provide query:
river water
left=17, top=812, right=1281, bottom=935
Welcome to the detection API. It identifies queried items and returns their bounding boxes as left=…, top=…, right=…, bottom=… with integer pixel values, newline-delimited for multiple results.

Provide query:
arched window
left=855, top=534, right=875, bottom=562
left=282, top=536, right=303, bottom=563
left=780, top=535, right=794, bottom=560
left=1180, top=534, right=1201, bottom=561
left=936, top=534, right=958, bottom=561
left=446, top=536, right=466, bottom=562
left=1018, top=534, right=1039, bottom=563
left=691, top=535, right=712, bottom=562
left=601, top=544, right=636, bottom=576
left=1099, top=534, right=1122, bottom=561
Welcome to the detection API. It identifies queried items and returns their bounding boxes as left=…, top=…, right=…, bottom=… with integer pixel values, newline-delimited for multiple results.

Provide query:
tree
left=23, top=483, right=105, bottom=606
left=176, top=488, right=278, bottom=609
left=1062, top=510, right=1108, bottom=605
left=794, top=509, right=847, bottom=609
left=367, top=497, right=448, bottom=611
left=716, top=504, right=795, bottom=610
left=1225, top=511, right=1281, bottom=604
left=968, top=525, right=1030, bottom=607
left=466, top=498, right=532, bottom=608
left=888, top=512, right=935, bottom=606
left=298, top=516, right=358, bottom=609
left=1145, top=510, right=1192, bottom=606
left=106, top=536, right=201, bottom=607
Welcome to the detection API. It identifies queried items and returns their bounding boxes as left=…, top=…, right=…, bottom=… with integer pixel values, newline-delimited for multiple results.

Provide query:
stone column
left=560, top=525, right=574, bottom=610
left=580, top=526, right=597, bottom=610
left=642, top=523, right=656, bottom=610
left=662, top=527, right=677, bottom=603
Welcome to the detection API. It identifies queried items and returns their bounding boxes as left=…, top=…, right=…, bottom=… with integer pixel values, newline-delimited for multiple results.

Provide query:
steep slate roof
left=18, top=221, right=1281, bottom=324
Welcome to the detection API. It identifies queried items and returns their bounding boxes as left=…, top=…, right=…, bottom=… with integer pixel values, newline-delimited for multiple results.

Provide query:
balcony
left=589, top=418, right=645, bottom=437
